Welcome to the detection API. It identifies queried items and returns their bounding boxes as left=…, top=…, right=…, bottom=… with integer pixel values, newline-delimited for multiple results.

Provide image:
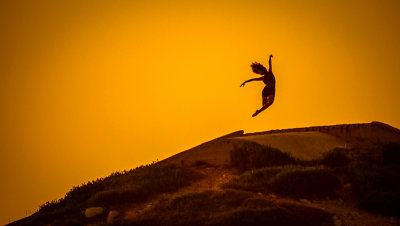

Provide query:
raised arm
left=240, top=77, right=263, bottom=87
left=268, top=54, right=273, bottom=72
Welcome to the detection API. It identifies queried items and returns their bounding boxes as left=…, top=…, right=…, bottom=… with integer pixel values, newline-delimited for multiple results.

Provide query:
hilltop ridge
left=161, top=121, right=400, bottom=166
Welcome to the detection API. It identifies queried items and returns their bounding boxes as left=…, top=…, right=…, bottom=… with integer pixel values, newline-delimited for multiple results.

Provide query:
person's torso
left=263, top=71, right=275, bottom=88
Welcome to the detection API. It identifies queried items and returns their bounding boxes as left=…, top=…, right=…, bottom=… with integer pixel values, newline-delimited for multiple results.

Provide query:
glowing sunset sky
left=1, top=0, right=400, bottom=224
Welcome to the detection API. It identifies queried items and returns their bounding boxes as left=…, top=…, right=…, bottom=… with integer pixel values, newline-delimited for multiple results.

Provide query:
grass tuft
left=224, top=166, right=342, bottom=199
left=320, top=148, right=350, bottom=168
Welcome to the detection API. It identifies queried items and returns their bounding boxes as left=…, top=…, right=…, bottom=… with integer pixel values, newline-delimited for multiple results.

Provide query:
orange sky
left=1, top=0, right=400, bottom=224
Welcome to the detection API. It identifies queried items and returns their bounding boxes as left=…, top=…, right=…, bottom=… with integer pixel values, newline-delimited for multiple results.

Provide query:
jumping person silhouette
left=240, top=54, right=275, bottom=117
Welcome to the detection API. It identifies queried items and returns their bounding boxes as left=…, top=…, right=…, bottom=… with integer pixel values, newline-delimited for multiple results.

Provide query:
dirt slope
left=122, top=166, right=235, bottom=221
left=120, top=166, right=399, bottom=226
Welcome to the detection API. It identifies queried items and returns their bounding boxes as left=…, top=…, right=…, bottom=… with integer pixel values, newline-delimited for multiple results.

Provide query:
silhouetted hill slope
left=8, top=121, right=400, bottom=226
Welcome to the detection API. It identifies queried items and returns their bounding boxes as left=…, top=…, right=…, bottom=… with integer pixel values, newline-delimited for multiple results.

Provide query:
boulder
left=84, top=207, right=104, bottom=218
left=106, top=210, right=120, bottom=224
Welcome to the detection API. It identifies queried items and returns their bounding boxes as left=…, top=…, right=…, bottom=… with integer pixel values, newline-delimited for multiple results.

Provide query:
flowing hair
left=251, top=62, right=268, bottom=75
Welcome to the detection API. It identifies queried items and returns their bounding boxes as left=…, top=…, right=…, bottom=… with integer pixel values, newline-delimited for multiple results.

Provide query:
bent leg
left=252, top=95, right=275, bottom=117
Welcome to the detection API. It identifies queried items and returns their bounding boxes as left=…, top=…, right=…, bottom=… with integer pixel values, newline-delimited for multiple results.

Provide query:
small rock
left=300, top=199, right=311, bottom=204
left=84, top=207, right=104, bottom=218
left=257, top=192, right=263, bottom=196
left=107, top=210, right=120, bottom=224
left=333, top=215, right=342, bottom=226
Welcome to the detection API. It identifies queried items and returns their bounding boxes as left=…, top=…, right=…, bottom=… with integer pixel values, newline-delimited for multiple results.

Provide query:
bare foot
left=252, top=110, right=260, bottom=117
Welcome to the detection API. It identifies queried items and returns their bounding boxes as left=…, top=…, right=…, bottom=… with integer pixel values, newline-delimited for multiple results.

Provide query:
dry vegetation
left=9, top=142, right=400, bottom=226
left=120, top=190, right=334, bottom=226
left=227, top=142, right=400, bottom=218
left=9, top=164, right=200, bottom=226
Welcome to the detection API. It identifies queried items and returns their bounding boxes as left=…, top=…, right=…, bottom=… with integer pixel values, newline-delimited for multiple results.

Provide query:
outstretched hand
left=240, top=82, right=246, bottom=87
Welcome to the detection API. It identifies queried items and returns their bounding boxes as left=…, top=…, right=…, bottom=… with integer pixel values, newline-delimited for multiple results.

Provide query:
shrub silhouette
left=224, top=166, right=342, bottom=199
left=320, top=148, right=350, bottom=168
left=382, top=142, right=400, bottom=165
left=230, top=142, right=296, bottom=172
left=270, top=167, right=342, bottom=199
left=349, top=161, right=400, bottom=217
